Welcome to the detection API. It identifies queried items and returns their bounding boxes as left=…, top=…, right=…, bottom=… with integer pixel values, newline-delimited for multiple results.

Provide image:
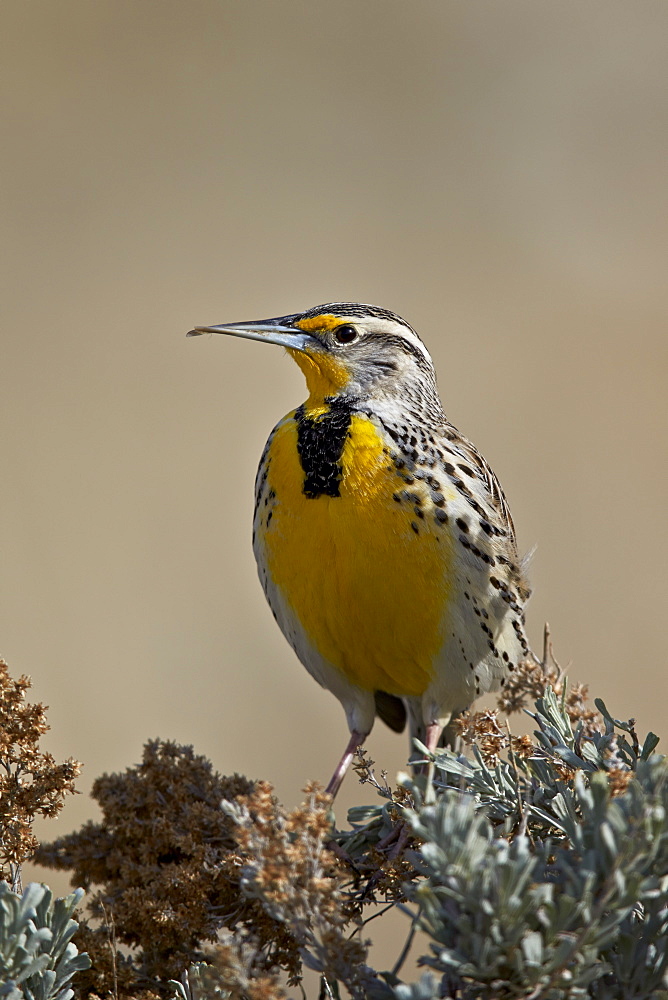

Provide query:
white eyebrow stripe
left=359, top=317, right=434, bottom=367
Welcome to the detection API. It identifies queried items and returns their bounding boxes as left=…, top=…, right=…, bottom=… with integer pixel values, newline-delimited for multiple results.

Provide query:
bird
left=187, top=303, right=532, bottom=797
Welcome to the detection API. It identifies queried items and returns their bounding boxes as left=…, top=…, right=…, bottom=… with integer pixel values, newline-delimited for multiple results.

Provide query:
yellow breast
left=258, top=411, right=455, bottom=697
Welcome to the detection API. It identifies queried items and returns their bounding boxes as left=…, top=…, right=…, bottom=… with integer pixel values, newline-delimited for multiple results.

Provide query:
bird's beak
left=186, top=314, right=312, bottom=352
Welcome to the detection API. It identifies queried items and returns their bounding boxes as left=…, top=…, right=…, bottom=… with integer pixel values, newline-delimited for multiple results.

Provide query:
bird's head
left=188, top=302, right=439, bottom=411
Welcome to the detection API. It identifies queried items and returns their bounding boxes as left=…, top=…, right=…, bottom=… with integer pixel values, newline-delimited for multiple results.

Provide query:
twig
left=505, top=718, right=528, bottom=839
left=391, top=909, right=419, bottom=978
left=358, top=901, right=395, bottom=928
left=100, top=902, right=119, bottom=1000
left=319, top=975, right=337, bottom=999
left=9, top=861, right=22, bottom=895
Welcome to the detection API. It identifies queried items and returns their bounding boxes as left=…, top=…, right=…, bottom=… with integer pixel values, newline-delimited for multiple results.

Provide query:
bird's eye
left=334, top=324, right=358, bottom=344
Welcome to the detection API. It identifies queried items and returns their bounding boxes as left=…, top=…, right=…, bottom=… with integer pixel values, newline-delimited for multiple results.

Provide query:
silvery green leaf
left=641, top=732, right=660, bottom=759
left=552, top=747, right=596, bottom=771
left=390, top=973, right=440, bottom=999
left=0, top=883, right=88, bottom=1000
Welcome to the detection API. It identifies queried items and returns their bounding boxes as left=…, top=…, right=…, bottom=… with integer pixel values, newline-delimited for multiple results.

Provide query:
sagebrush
left=1, top=640, right=667, bottom=999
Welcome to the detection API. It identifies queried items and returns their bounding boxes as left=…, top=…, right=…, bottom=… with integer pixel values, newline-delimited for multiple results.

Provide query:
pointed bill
left=186, top=316, right=312, bottom=352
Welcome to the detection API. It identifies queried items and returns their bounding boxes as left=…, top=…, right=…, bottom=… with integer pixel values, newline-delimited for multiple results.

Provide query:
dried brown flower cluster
left=496, top=625, right=599, bottom=735
left=336, top=750, right=421, bottom=904
left=601, top=736, right=636, bottom=797
left=454, top=707, right=573, bottom=768
left=36, top=742, right=371, bottom=998
left=223, top=780, right=369, bottom=996
left=0, top=659, right=80, bottom=890
left=454, top=709, right=508, bottom=764
left=37, top=741, right=264, bottom=991
left=193, top=931, right=287, bottom=1000
left=453, top=708, right=554, bottom=771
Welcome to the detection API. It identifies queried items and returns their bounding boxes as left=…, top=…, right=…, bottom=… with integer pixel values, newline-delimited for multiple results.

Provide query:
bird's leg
left=425, top=722, right=444, bottom=752
left=325, top=730, right=367, bottom=798
left=422, top=722, right=445, bottom=803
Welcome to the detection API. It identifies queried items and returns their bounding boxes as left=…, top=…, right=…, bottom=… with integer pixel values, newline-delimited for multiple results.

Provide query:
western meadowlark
left=188, top=303, right=531, bottom=796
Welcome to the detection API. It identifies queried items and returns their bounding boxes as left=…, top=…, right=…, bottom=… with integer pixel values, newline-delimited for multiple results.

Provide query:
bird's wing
left=435, top=420, right=531, bottom=604
left=442, top=424, right=516, bottom=540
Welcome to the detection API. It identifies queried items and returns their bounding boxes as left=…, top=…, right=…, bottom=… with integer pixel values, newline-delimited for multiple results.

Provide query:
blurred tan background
left=1, top=0, right=667, bottom=919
